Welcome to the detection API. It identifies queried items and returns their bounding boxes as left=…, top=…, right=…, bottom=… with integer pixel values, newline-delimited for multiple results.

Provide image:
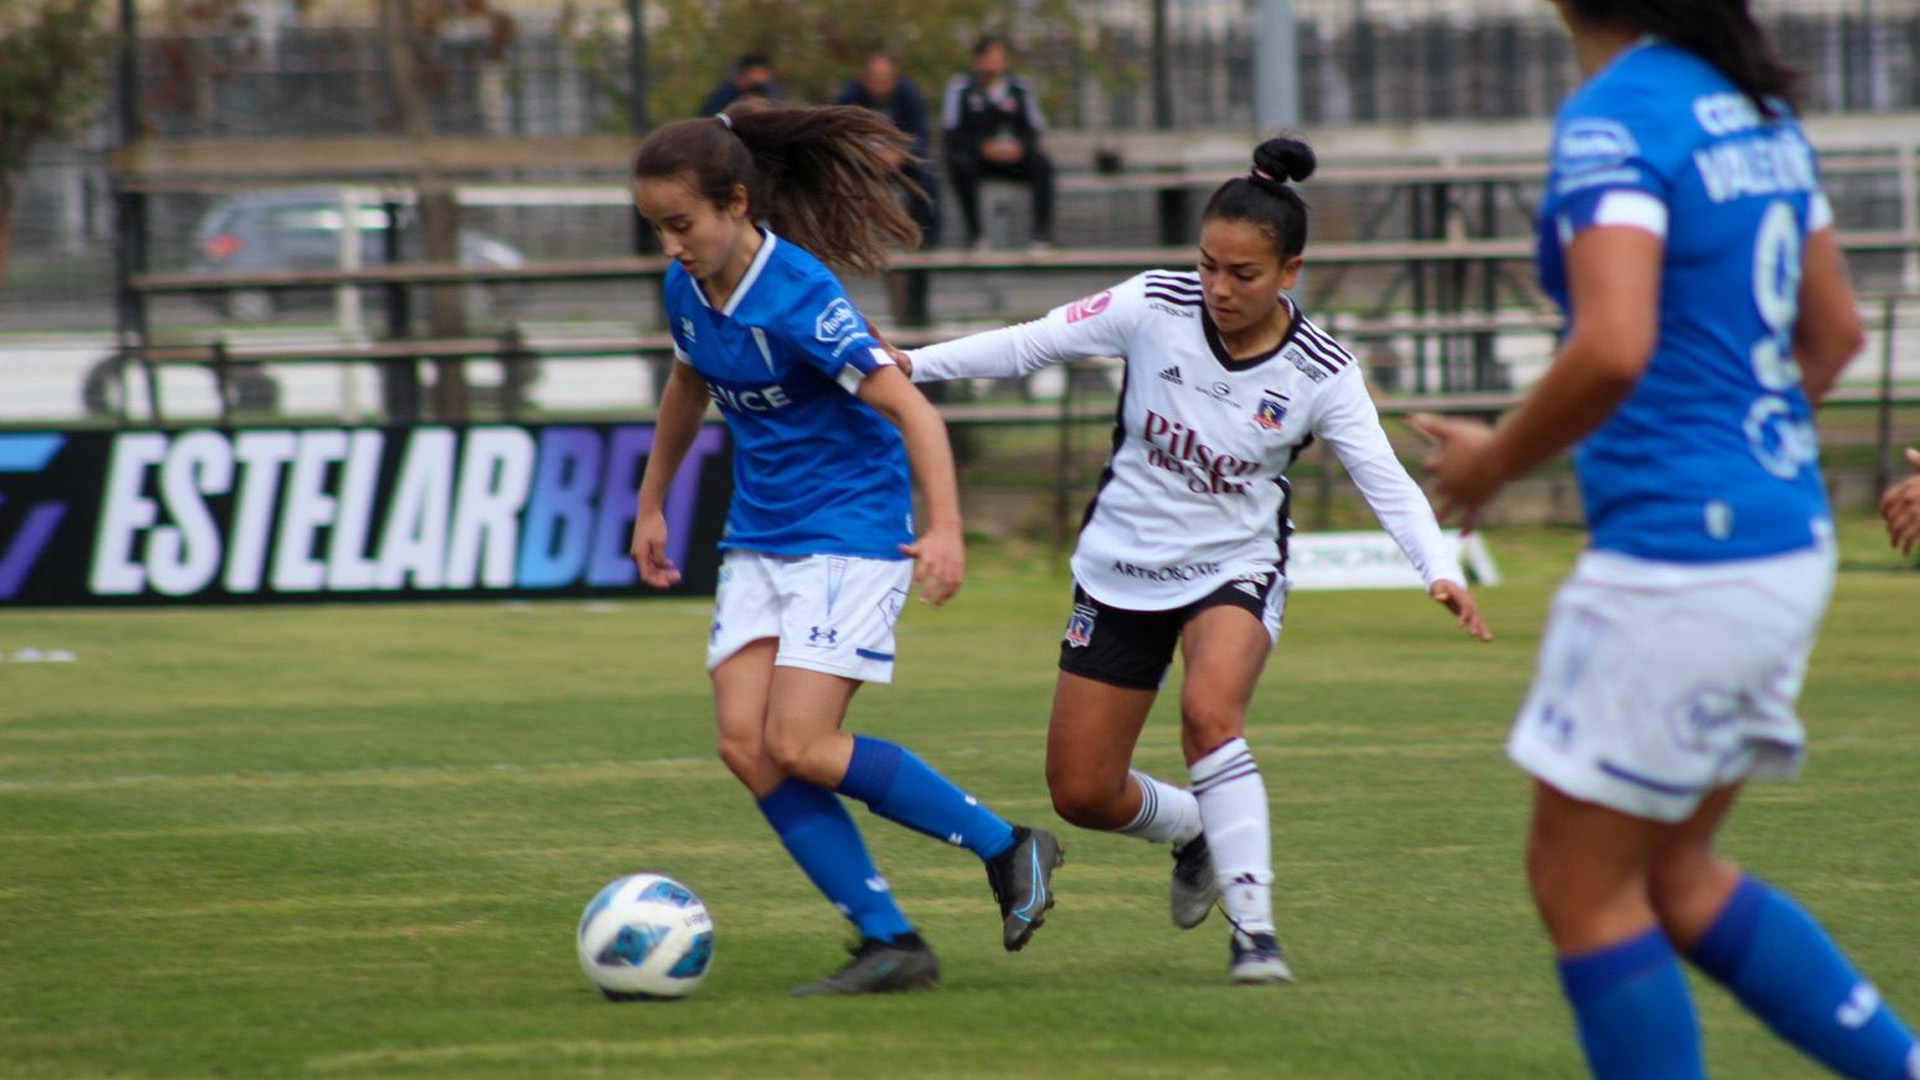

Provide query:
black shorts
left=1057, top=569, right=1285, bottom=691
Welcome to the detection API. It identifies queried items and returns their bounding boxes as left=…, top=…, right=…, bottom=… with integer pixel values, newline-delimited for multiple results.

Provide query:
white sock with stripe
left=1189, top=737, right=1274, bottom=934
left=1113, top=769, right=1202, bottom=846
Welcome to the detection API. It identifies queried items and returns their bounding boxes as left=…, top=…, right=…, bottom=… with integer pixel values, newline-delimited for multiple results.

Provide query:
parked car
left=187, top=189, right=526, bottom=324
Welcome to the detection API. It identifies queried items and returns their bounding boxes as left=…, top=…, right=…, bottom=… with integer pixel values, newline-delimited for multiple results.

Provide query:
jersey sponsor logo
left=1065, top=290, right=1113, bottom=323
left=1148, top=301, right=1196, bottom=319
left=1554, top=118, right=1639, bottom=176
left=1157, top=365, right=1183, bottom=385
left=1253, top=391, right=1290, bottom=431
left=814, top=297, right=862, bottom=346
left=708, top=381, right=794, bottom=413
left=1110, top=559, right=1222, bottom=583
left=1142, top=410, right=1260, bottom=495
left=1064, top=603, right=1097, bottom=648
left=1555, top=167, right=1642, bottom=198
left=1193, top=381, right=1235, bottom=403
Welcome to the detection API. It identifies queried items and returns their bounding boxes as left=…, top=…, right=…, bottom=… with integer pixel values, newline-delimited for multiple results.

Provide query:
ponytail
left=632, top=105, right=922, bottom=275
left=1565, top=0, right=1798, bottom=115
left=1201, top=136, right=1316, bottom=261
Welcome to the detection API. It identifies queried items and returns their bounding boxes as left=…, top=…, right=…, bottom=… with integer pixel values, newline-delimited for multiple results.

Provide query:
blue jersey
left=664, top=231, right=912, bottom=559
left=1537, top=40, right=1831, bottom=562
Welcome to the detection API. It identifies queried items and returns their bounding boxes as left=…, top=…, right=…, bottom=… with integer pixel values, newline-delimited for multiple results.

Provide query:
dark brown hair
left=1563, top=0, right=1798, bottom=115
left=1201, top=136, right=1316, bottom=262
left=632, top=106, right=922, bottom=275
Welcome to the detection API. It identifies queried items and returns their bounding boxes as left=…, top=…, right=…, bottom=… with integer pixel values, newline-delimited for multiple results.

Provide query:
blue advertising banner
left=0, top=424, right=731, bottom=606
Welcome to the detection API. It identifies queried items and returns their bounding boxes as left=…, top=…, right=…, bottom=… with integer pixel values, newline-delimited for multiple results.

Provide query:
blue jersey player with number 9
left=628, top=106, right=1062, bottom=996
left=1416, top=2, right=1919, bottom=1078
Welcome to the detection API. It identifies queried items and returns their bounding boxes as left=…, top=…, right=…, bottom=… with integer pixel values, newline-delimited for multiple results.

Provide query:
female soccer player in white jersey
left=903, top=137, right=1492, bottom=984
left=627, top=106, right=1062, bottom=996
left=1417, top=2, right=1919, bottom=1077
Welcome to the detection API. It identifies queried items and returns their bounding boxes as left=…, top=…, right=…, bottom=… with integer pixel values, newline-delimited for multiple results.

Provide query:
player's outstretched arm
left=630, top=361, right=711, bottom=588
left=858, top=364, right=965, bottom=607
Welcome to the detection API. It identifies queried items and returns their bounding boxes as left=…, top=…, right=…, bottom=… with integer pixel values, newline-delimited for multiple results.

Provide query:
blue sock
left=1689, top=876, right=1919, bottom=1080
left=757, top=778, right=914, bottom=943
left=836, top=735, right=1017, bottom=860
left=1557, top=927, right=1705, bottom=1080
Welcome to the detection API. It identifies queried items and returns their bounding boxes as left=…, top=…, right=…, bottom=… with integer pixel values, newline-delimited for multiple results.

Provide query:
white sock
left=1113, top=769, right=1203, bottom=846
left=1189, top=737, right=1274, bottom=934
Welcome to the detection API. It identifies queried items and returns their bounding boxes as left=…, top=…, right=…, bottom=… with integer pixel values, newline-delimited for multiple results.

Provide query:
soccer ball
left=576, top=873, right=715, bottom=1001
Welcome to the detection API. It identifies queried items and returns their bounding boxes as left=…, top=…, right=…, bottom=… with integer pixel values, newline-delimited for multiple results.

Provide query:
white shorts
left=706, top=550, right=913, bottom=684
left=1507, top=541, right=1836, bottom=823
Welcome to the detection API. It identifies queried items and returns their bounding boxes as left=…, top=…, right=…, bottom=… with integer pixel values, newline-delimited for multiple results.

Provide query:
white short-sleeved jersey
left=909, top=270, right=1462, bottom=610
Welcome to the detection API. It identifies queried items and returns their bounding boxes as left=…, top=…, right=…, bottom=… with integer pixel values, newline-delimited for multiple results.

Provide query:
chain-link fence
left=7, top=0, right=1920, bottom=330
left=107, top=1, right=1920, bottom=138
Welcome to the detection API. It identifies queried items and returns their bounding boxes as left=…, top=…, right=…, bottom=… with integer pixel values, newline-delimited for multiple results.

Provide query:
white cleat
left=1169, top=835, right=1221, bottom=929
left=1229, top=928, right=1295, bottom=985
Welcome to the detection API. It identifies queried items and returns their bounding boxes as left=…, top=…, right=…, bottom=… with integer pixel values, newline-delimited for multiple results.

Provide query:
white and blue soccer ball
left=576, top=873, right=715, bottom=1001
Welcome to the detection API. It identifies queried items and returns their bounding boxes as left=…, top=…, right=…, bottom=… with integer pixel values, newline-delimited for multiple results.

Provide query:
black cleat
left=984, top=825, right=1065, bottom=951
left=1169, top=834, right=1221, bottom=929
left=791, top=934, right=940, bottom=997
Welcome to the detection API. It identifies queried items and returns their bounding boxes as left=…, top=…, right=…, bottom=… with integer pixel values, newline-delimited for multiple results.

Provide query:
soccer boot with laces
left=791, top=934, right=940, bottom=996
left=1169, top=834, right=1221, bottom=929
left=1228, top=927, right=1296, bottom=984
left=984, top=825, right=1065, bottom=951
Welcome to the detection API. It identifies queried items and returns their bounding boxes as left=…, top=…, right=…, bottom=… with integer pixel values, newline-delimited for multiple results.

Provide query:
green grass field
left=3, top=522, right=1916, bottom=1080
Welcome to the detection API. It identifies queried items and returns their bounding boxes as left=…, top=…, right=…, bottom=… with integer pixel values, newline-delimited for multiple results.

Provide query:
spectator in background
left=1883, top=447, right=1920, bottom=555
left=942, top=34, right=1056, bottom=251
left=699, top=53, right=782, bottom=116
left=839, top=51, right=942, bottom=326
left=837, top=52, right=942, bottom=248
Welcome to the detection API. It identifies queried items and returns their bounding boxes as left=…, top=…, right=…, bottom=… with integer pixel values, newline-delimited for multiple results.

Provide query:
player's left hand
left=1410, top=412, right=1504, bottom=533
left=900, top=526, right=964, bottom=607
left=866, top=327, right=914, bottom=378
left=1881, top=447, right=1920, bottom=556
left=1429, top=580, right=1493, bottom=642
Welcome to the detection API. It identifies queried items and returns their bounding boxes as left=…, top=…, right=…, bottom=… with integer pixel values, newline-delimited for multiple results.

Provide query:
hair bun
left=1252, top=137, right=1316, bottom=185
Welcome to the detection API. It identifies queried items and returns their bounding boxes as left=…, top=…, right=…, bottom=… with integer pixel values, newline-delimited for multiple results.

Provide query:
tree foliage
left=0, top=0, right=113, bottom=283
left=0, top=0, right=112, bottom=179
left=566, top=0, right=1083, bottom=132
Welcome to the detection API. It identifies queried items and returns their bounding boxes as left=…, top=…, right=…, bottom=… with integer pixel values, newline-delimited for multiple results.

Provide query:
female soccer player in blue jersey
left=627, top=105, right=1062, bottom=996
left=902, top=136, right=1491, bottom=985
left=1417, top=3, right=1919, bottom=1077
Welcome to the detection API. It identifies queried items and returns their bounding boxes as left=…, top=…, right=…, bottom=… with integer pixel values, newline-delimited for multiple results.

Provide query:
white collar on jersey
left=691, top=226, right=778, bottom=317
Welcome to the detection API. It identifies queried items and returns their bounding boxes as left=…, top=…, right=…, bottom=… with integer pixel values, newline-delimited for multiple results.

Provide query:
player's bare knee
left=715, top=734, right=767, bottom=787
left=1179, top=699, right=1244, bottom=754
left=1047, top=771, right=1127, bottom=830
left=1647, top=846, right=1736, bottom=933
left=762, top=726, right=821, bottom=780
